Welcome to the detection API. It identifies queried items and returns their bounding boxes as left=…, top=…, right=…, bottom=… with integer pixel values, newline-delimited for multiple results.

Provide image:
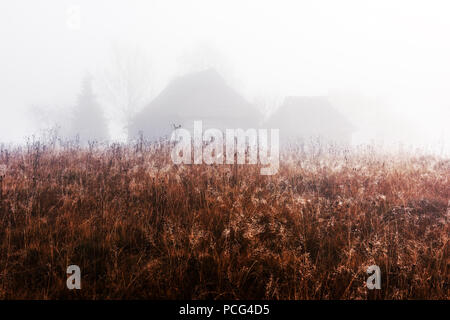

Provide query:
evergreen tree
left=71, top=74, right=109, bottom=143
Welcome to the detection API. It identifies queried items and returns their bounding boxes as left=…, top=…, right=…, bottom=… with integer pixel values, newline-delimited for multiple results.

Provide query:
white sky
left=0, top=0, right=449, bottom=151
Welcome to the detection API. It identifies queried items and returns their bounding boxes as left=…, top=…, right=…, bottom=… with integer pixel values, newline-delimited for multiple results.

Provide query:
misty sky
left=0, top=0, right=449, bottom=151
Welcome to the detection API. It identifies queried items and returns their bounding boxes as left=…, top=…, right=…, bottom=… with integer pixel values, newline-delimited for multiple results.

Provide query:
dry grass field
left=0, top=138, right=448, bottom=299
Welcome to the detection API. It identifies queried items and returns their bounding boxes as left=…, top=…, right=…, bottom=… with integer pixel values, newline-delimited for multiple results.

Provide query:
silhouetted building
left=265, top=96, right=355, bottom=144
left=129, top=69, right=262, bottom=139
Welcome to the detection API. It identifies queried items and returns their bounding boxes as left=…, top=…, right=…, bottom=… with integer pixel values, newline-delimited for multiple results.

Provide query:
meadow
left=0, top=138, right=448, bottom=299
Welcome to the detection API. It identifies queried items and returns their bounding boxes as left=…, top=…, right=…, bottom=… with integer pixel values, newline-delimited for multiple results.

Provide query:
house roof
left=130, top=69, right=261, bottom=138
left=266, top=96, right=355, bottom=136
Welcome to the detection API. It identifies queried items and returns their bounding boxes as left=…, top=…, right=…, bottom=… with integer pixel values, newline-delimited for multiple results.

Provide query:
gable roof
left=266, top=96, right=355, bottom=138
left=130, top=69, right=261, bottom=138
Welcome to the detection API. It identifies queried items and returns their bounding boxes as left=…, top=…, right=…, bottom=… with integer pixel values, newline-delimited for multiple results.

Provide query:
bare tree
left=253, top=92, right=283, bottom=123
left=177, top=42, right=240, bottom=89
left=100, top=44, right=155, bottom=139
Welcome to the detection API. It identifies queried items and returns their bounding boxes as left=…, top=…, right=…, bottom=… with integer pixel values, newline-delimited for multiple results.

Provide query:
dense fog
left=0, top=0, right=449, bottom=154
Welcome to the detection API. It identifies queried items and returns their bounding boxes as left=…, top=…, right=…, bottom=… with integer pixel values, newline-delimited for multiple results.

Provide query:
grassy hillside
left=0, top=140, right=448, bottom=299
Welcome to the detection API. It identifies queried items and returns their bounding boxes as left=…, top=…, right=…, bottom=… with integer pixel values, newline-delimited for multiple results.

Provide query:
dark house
left=265, top=96, right=355, bottom=144
left=129, top=69, right=262, bottom=139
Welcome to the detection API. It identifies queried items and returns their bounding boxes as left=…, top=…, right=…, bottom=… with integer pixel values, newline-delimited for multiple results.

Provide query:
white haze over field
left=0, top=0, right=449, bottom=154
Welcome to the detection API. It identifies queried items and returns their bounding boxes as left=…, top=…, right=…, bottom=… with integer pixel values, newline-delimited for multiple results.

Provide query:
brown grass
left=0, top=138, right=448, bottom=299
